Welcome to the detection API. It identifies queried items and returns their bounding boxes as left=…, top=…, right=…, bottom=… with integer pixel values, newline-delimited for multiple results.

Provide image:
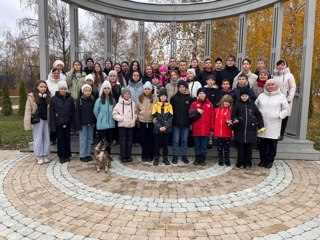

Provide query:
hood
left=273, top=67, right=291, bottom=76
left=118, top=96, right=133, bottom=105
left=47, top=74, right=61, bottom=83
left=128, top=79, right=143, bottom=88
left=263, top=87, right=282, bottom=96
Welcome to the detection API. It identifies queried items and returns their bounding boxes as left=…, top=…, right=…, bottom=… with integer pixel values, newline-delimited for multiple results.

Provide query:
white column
left=104, top=14, right=112, bottom=59
left=237, top=13, right=247, bottom=71
left=70, top=4, right=79, bottom=63
left=270, top=1, right=284, bottom=73
left=38, top=0, right=49, bottom=80
left=138, top=21, right=145, bottom=73
left=297, top=0, right=316, bottom=140
left=204, top=20, right=212, bottom=60
left=170, top=21, right=177, bottom=58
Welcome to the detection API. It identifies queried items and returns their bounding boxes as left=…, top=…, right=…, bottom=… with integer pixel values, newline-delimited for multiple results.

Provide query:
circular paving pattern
left=0, top=150, right=320, bottom=239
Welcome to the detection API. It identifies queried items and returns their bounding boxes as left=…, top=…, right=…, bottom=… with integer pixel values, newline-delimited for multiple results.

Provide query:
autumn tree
left=18, top=80, right=27, bottom=116
left=1, top=81, right=13, bottom=116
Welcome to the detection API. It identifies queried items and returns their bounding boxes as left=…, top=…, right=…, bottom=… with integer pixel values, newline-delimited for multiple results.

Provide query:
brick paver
left=0, top=150, right=319, bottom=239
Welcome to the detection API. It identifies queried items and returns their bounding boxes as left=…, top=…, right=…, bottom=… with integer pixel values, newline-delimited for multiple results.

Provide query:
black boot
left=153, top=156, right=159, bottom=166
left=172, top=155, right=178, bottom=164
left=163, top=156, right=170, bottom=165
left=181, top=155, right=189, bottom=164
left=200, top=155, right=206, bottom=166
left=193, top=155, right=200, bottom=165
left=225, top=154, right=230, bottom=166
left=218, top=154, right=223, bottom=166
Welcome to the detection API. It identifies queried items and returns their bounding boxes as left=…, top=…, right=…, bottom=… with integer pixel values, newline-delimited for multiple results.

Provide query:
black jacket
left=213, top=70, right=223, bottom=88
left=112, top=84, right=121, bottom=103
left=205, top=87, right=220, bottom=107
left=83, top=67, right=93, bottom=75
left=50, top=92, right=75, bottom=131
left=170, top=91, right=193, bottom=127
left=231, top=100, right=264, bottom=144
left=221, top=65, right=240, bottom=87
left=232, top=84, right=256, bottom=103
left=75, top=96, right=96, bottom=131
left=198, top=68, right=215, bottom=86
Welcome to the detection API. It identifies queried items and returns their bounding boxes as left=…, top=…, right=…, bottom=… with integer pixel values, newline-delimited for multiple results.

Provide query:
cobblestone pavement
left=0, top=150, right=319, bottom=240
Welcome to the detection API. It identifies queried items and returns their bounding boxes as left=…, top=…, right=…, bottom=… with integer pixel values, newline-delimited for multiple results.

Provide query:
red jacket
left=213, top=107, right=233, bottom=138
left=189, top=98, right=214, bottom=137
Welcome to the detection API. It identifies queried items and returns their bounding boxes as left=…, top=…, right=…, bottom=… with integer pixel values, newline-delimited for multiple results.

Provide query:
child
left=75, top=84, right=96, bottom=162
left=179, top=60, right=188, bottom=81
left=232, top=73, right=256, bottom=102
left=50, top=81, right=75, bottom=164
left=66, top=60, right=86, bottom=100
left=159, top=65, right=170, bottom=87
left=152, top=89, right=173, bottom=166
left=204, top=75, right=220, bottom=107
left=213, top=95, right=233, bottom=166
left=151, top=73, right=163, bottom=96
left=81, top=75, right=99, bottom=100
left=94, top=81, right=116, bottom=156
left=189, top=88, right=214, bottom=166
left=24, top=80, right=51, bottom=165
left=137, top=82, right=157, bottom=162
left=166, top=70, right=180, bottom=102
left=107, top=70, right=121, bottom=103
left=187, top=68, right=202, bottom=98
left=215, top=79, right=234, bottom=106
left=113, top=88, right=138, bottom=163
left=127, top=70, right=144, bottom=103
left=170, top=80, right=193, bottom=164
left=231, top=88, right=264, bottom=168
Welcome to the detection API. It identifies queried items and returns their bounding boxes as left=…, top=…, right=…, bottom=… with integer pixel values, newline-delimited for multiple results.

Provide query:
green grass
left=307, top=97, right=320, bottom=151
left=0, top=111, right=32, bottom=150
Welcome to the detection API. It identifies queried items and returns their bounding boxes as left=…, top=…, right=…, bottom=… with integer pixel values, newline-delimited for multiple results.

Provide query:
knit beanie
left=240, top=87, right=250, bottom=96
left=158, top=88, right=167, bottom=98
left=108, top=70, right=117, bottom=77
left=81, top=84, right=92, bottom=93
left=99, top=81, right=112, bottom=96
left=197, top=87, right=207, bottom=96
left=259, top=68, right=269, bottom=76
left=143, top=81, right=153, bottom=90
left=53, top=60, right=64, bottom=68
left=159, top=65, right=168, bottom=73
left=58, top=81, right=68, bottom=90
left=121, top=87, right=131, bottom=96
left=85, top=74, right=94, bottom=81
left=265, top=79, right=278, bottom=87
left=177, top=80, right=188, bottom=89
left=187, top=68, right=196, bottom=77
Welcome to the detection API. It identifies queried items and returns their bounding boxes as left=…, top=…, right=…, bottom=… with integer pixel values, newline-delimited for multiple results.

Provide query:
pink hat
left=159, top=65, right=168, bottom=73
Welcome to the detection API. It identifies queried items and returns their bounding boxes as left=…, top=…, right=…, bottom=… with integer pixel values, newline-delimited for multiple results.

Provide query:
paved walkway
left=0, top=150, right=319, bottom=240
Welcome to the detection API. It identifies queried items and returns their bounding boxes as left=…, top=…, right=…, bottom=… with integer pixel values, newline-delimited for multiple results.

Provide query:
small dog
left=94, top=139, right=111, bottom=173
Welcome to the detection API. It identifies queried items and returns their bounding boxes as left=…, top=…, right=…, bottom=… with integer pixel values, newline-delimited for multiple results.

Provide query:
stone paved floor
left=0, top=150, right=319, bottom=240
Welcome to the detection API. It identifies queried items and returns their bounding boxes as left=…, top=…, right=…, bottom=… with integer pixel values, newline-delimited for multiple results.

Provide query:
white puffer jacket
left=255, top=88, right=289, bottom=139
left=46, top=74, right=63, bottom=96
left=112, top=96, right=137, bottom=128
left=272, top=67, right=296, bottom=116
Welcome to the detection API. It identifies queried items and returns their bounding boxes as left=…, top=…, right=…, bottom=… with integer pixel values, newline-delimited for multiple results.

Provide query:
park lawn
left=0, top=111, right=32, bottom=150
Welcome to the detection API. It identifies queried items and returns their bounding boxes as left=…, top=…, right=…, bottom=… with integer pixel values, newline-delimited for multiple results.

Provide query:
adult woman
left=142, top=65, right=153, bottom=84
left=232, top=58, right=258, bottom=89
left=113, top=63, right=126, bottom=87
left=51, top=60, right=67, bottom=81
left=255, top=79, right=289, bottom=168
left=92, top=63, right=107, bottom=91
left=272, top=60, right=296, bottom=140
left=66, top=60, right=86, bottom=100
left=127, top=61, right=143, bottom=82
left=252, top=68, right=269, bottom=98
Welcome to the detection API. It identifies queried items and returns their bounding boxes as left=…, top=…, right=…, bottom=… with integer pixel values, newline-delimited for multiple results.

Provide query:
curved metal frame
left=62, top=0, right=280, bottom=22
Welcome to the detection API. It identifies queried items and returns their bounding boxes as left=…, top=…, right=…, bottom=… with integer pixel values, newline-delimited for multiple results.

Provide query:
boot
left=172, top=155, right=178, bottom=164
left=181, top=155, right=189, bottom=164
left=218, top=154, right=223, bottom=166
left=193, top=155, right=200, bottom=165
left=153, top=156, right=159, bottom=166
left=200, top=155, right=206, bottom=166
left=163, top=156, right=170, bottom=165
left=225, top=154, right=230, bottom=166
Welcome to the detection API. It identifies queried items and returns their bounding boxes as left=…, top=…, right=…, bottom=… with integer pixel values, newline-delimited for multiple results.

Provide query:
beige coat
left=136, top=95, right=157, bottom=123
left=24, top=93, right=50, bottom=131
left=113, top=96, right=137, bottom=128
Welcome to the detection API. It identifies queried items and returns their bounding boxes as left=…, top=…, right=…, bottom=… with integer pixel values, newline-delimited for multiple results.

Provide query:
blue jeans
left=79, top=124, right=94, bottom=158
left=194, top=136, right=208, bottom=156
left=172, top=126, right=189, bottom=156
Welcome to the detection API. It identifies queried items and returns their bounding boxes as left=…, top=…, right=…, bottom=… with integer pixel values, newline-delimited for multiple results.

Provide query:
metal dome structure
left=38, top=0, right=316, bottom=145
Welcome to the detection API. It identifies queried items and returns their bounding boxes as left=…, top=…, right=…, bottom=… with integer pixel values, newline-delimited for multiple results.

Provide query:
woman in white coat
left=272, top=60, right=296, bottom=140
left=255, top=79, right=289, bottom=169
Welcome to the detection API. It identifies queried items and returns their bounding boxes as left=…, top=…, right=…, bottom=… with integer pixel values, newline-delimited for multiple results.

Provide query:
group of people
left=24, top=55, right=296, bottom=169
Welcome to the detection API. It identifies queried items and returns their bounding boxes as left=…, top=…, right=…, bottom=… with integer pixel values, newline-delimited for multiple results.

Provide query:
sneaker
left=59, top=158, right=67, bottom=164
left=172, top=156, right=178, bottom=164
left=43, top=156, right=50, bottom=163
left=86, top=156, right=93, bottom=162
left=80, top=157, right=88, bottom=162
left=36, top=157, right=44, bottom=165
left=163, top=159, right=171, bottom=165
left=181, top=156, right=189, bottom=164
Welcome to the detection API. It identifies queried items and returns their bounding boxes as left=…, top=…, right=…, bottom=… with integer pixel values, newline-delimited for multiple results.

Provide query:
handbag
left=31, top=109, right=40, bottom=125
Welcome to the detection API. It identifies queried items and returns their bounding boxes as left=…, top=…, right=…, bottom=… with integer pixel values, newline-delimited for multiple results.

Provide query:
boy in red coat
left=189, top=87, right=214, bottom=166
left=213, top=95, right=233, bottom=166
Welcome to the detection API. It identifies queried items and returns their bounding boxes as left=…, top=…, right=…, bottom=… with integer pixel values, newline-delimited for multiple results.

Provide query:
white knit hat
left=81, top=84, right=92, bottom=93
left=53, top=60, right=65, bottom=68
left=85, top=74, right=94, bottom=81
left=187, top=68, right=196, bottom=77
left=58, top=81, right=68, bottom=90
left=99, top=81, right=112, bottom=96
left=108, top=70, right=117, bottom=77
